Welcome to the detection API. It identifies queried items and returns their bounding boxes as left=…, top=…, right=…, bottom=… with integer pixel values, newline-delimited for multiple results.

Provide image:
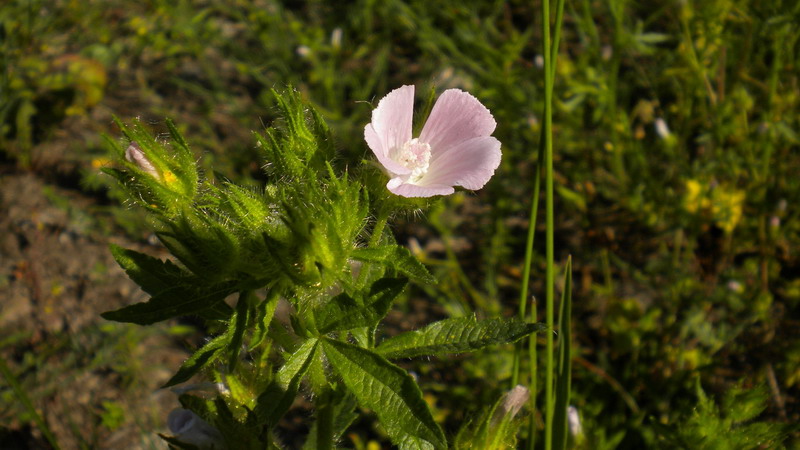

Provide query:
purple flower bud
left=167, top=408, right=225, bottom=449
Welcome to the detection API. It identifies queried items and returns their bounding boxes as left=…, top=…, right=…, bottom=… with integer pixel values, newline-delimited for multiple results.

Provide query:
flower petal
left=421, top=136, right=501, bottom=190
left=365, top=85, right=415, bottom=174
left=387, top=177, right=455, bottom=198
left=365, top=124, right=411, bottom=176
left=419, top=89, right=496, bottom=155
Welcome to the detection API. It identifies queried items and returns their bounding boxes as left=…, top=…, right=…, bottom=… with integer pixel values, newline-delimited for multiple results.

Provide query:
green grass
left=1, top=0, right=799, bottom=447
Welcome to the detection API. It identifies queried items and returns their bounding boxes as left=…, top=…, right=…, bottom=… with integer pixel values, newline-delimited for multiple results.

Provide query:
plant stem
left=542, top=0, right=556, bottom=448
left=528, top=301, right=538, bottom=450
left=316, top=389, right=335, bottom=450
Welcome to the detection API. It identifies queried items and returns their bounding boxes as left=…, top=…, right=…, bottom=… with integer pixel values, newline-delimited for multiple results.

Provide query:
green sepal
left=375, top=316, right=545, bottom=359
left=321, top=338, right=447, bottom=449
left=314, top=277, right=407, bottom=334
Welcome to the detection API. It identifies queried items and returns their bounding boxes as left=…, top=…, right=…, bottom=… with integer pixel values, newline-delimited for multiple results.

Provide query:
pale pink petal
left=366, top=85, right=415, bottom=162
left=387, top=177, right=455, bottom=198
left=421, top=136, right=501, bottom=190
left=419, top=89, right=496, bottom=155
left=365, top=124, right=411, bottom=176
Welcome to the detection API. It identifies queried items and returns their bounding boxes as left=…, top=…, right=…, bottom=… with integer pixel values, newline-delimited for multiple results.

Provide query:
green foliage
left=454, top=386, right=529, bottom=450
left=320, top=338, right=447, bottom=449
left=312, top=278, right=407, bottom=334
left=553, top=257, right=573, bottom=450
left=4, top=0, right=798, bottom=447
left=351, top=246, right=437, bottom=285
left=255, top=338, right=319, bottom=427
left=655, top=382, right=797, bottom=449
left=376, top=316, right=545, bottom=359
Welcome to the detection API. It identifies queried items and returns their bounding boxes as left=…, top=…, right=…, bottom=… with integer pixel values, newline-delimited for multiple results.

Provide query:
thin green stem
left=528, top=301, right=538, bottom=450
left=542, top=0, right=556, bottom=449
left=512, top=116, right=545, bottom=388
left=316, top=389, right=335, bottom=450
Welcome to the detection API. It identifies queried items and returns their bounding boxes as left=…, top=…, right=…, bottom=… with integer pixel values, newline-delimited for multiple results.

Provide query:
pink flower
left=365, top=85, right=501, bottom=197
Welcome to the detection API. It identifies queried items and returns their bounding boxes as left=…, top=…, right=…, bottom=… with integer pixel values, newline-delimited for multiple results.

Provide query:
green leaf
left=553, top=256, right=573, bottom=450
left=109, top=244, right=190, bottom=296
left=227, top=291, right=252, bottom=371
left=351, top=246, right=436, bottom=285
left=302, top=392, right=358, bottom=450
left=101, top=281, right=236, bottom=325
left=255, top=338, right=318, bottom=426
left=376, top=315, right=545, bottom=359
left=250, top=290, right=280, bottom=350
left=163, top=334, right=229, bottom=388
left=321, top=338, right=446, bottom=449
left=314, top=278, right=407, bottom=334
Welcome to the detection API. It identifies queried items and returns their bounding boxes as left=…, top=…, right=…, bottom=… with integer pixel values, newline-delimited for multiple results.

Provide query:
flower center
left=393, top=138, right=431, bottom=182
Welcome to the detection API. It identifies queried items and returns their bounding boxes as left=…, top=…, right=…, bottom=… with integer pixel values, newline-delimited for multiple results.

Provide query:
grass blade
left=553, top=256, right=573, bottom=449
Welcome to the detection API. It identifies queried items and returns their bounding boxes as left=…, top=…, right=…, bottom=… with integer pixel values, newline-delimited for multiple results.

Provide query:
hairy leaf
left=376, top=316, right=545, bottom=359
left=351, top=246, right=436, bottom=285
left=163, top=334, right=229, bottom=388
left=255, top=338, right=318, bottom=426
left=314, top=278, right=407, bottom=334
left=321, top=338, right=446, bottom=449
left=109, top=244, right=190, bottom=296
left=101, top=281, right=236, bottom=325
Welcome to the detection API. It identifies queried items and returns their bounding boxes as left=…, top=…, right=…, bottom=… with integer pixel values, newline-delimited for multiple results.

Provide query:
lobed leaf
left=101, top=281, right=236, bottom=325
left=351, top=246, right=436, bottom=285
left=376, top=316, right=545, bottom=359
left=314, top=277, right=407, bottom=334
left=109, top=244, right=190, bottom=296
left=321, top=338, right=446, bottom=449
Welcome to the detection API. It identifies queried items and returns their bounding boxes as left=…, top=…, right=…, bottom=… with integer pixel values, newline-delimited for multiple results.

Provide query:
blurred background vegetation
left=1, top=0, right=798, bottom=448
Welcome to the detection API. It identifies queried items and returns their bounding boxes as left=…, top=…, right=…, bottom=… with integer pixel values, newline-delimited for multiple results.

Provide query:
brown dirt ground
left=0, top=170, right=188, bottom=449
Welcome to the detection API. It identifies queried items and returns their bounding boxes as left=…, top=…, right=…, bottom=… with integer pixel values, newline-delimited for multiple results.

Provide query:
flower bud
left=567, top=405, right=583, bottom=437
left=167, top=408, right=225, bottom=449
left=125, top=141, right=160, bottom=179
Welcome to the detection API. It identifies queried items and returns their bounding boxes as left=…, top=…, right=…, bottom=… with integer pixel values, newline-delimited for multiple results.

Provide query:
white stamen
left=393, top=138, right=431, bottom=182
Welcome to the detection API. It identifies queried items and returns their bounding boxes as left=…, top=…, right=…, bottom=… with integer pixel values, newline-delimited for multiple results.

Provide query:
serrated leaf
left=110, top=244, right=190, bottom=296
left=314, top=278, right=407, bottom=334
left=255, top=338, right=318, bottom=426
left=376, top=316, right=545, bottom=359
left=351, top=246, right=436, bottom=285
left=101, top=281, right=236, bottom=325
left=321, top=338, right=446, bottom=449
left=163, top=334, right=229, bottom=388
